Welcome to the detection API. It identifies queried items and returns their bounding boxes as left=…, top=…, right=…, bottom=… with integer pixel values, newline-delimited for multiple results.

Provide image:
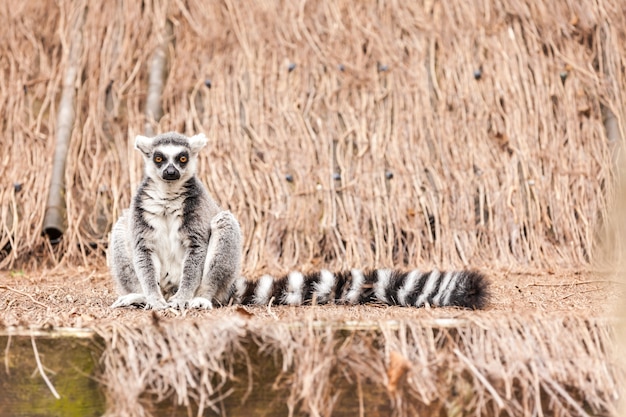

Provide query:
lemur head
left=134, top=132, right=208, bottom=183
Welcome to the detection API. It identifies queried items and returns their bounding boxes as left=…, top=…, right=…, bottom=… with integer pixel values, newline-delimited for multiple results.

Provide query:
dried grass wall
left=1, top=0, right=625, bottom=273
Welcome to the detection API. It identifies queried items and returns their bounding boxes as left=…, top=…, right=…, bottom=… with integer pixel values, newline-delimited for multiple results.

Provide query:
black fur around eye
left=178, top=153, right=188, bottom=164
left=153, top=153, right=165, bottom=164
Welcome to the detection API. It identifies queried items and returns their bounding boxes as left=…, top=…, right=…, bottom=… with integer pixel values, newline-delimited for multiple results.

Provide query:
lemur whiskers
left=108, top=132, right=489, bottom=310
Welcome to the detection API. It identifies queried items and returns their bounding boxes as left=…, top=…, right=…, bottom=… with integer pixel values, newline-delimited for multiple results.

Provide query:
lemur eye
left=179, top=155, right=187, bottom=163
left=154, top=155, right=163, bottom=163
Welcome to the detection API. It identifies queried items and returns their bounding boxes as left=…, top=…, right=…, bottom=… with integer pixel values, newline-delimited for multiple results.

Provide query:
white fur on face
left=144, top=144, right=197, bottom=185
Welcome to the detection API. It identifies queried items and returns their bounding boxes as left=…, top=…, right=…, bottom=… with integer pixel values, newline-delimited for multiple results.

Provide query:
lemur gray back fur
left=107, top=132, right=243, bottom=310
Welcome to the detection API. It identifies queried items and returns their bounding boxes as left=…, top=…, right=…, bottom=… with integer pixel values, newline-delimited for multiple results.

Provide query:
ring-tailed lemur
left=108, top=132, right=489, bottom=310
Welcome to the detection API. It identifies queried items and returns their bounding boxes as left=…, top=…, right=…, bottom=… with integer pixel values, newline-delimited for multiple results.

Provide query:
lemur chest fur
left=140, top=186, right=189, bottom=287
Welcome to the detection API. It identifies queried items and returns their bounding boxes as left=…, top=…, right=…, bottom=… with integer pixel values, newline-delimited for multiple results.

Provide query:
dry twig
left=0, top=285, right=49, bottom=309
left=31, top=335, right=61, bottom=399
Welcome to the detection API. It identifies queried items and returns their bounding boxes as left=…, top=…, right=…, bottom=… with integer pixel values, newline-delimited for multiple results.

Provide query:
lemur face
left=151, top=145, right=189, bottom=181
left=134, top=132, right=208, bottom=184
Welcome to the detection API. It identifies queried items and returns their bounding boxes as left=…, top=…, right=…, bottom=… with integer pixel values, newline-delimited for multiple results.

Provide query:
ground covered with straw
left=0, top=268, right=618, bottom=329
left=0, top=267, right=623, bottom=416
left=1, top=0, right=626, bottom=415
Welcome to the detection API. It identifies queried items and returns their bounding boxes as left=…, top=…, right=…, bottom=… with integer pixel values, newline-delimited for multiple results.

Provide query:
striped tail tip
left=444, top=270, right=490, bottom=310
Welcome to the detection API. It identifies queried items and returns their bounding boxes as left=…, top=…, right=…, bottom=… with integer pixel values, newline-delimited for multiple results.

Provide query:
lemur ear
left=188, top=133, right=208, bottom=154
left=134, top=135, right=153, bottom=155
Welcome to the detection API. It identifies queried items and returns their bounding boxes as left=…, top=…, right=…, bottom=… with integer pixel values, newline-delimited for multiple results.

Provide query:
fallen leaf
left=387, top=350, right=411, bottom=395
left=236, top=306, right=253, bottom=318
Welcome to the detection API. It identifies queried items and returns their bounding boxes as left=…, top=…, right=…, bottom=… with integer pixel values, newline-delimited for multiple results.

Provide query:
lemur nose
left=163, top=165, right=180, bottom=181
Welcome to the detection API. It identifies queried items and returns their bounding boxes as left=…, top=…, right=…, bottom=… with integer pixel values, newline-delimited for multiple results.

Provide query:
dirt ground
left=1, top=264, right=622, bottom=417
left=0, top=266, right=621, bottom=329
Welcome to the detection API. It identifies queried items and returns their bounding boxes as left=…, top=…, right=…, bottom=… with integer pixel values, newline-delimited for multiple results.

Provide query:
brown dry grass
left=1, top=265, right=624, bottom=416
left=1, top=268, right=622, bottom=416
left=1, top=0, right=625, bottom=273
left=0, top=268, right=620, bottom=329
left=1, top=0, right=626, bottom=415
left=93, top=313, right=620, bottom=417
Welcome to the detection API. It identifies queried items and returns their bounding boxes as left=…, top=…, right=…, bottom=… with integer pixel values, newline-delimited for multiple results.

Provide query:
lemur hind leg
left=191, top=210, right=242, bottom=309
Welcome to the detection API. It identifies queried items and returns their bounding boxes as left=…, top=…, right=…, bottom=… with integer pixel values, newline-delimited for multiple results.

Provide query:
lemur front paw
left=111, top=294, right=168, bottom=310
left=111, top=293, right=147, bottom=309
left=167, top=296, right=213, bottom=310
left=188, top=297, right=213, bottom=309
left=144, top=295, right=169, bottom=310
left=167, top=297, right=190, bottom=310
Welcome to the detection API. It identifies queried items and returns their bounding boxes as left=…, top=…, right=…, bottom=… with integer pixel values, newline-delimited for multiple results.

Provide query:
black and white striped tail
left=230, top=269, right=489, bottom=310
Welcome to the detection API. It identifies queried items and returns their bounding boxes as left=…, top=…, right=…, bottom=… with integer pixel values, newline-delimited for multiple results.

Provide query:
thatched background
left=1, top=0, right=625, bottom=273
left=2, top=2, right=626, bottom=415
